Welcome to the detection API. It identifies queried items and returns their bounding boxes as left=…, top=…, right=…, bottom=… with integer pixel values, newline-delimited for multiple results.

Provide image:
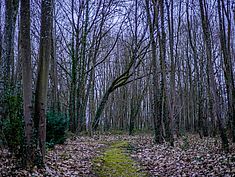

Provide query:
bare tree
left=20, top=0, right=33, bottom=167
left=2, top=0, right=19, bottom=87
left=34, top=0, right=53, bottom=164
left=199, top=0, right=229, bottom=151
left=145, top=0, right=162, bottom=143
left=217, top=0, right=235, bottom=142
left=0, top=1, right=2, bottom=68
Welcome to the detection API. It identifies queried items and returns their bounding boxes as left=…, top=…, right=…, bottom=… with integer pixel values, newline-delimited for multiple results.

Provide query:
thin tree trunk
left=199, top=0, right=229, bottom=151
left=0, top=1, right=2, bottom=75
left=78, top=0, right=89, bottom=132
left=3, top=0, right=19, bottom=88
left=69, top=0, right=77, bottom=133
left=217, top=0, right=235, bottom=142
left=92, top=61, right=133, bottom=131
left=50, top=3, right=58, bottom=113
left=146, top=0, right=163, bottom=143
left=158, top=0, right=173, bottom=144
left=166, top=0, right=176, bottom=146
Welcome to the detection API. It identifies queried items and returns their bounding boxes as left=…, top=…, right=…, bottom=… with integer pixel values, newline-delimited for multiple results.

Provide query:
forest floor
left=0, top=134, right=235, bottom=176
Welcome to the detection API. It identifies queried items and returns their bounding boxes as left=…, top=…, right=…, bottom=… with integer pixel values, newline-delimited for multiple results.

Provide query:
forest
left=0, top=0, right=235, bottom=176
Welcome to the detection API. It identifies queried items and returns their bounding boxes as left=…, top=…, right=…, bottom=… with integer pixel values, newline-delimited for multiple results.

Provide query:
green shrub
left=2, top=92, right=24, bottom=153
left=46, top=111, right=68, bottom=148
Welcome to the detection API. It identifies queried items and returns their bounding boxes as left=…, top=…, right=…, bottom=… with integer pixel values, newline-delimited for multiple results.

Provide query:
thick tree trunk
left=20, top=0, right=33, bottom=167
left=34, top=0, right=53, bottom=164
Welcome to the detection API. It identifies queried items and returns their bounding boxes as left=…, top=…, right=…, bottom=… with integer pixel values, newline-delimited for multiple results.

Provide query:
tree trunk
left=145, top=0, right=163, bottom=143
left=50, top=4, right=59, bottom=113
left=166, top=0, right=176, bottom=146
left=217, top=0, right=235, bottom=143
left=92, top=63, right=133, bottom=131
left=199, top=0, right=229, bottom=151
left=78, top=0, right=89, bottom=132
left=0, top=1, right=2, bottom=72
left=158, top=0, right=174, bottom=145
left=69, top=34, right=76, bottom=133
left=34, top=0, right=53, bottom=165
left=3, top=0, right=19, bottom=88
left=20, top=0, right=33, bottom=167
left=93, top=89, right=111, bottom=131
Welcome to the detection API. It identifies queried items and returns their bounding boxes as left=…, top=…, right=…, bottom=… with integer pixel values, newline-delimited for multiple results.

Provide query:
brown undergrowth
left=0, top=134, right=234, bottom=176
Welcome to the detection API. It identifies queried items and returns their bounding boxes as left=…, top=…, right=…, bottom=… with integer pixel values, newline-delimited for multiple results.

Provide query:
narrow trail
left=93, top=141, right=147, bottom=177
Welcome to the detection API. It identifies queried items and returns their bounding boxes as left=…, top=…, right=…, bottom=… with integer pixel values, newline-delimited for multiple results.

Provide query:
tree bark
left=199, top=0, right=229, bottom=151
left=20, top=0, right=33, bottom=167
left=166, top=0, right=176, bottom=146
left=50, top=3, right=59, bottom=113
left=34, top=0, right=53, bottom=164
left=217, top=0, right=235, bottom=143
left=146, top=0, right=163, bottom=143
left=0, top=1, right=2, bottom=72
left=3, top=0, right=19, bottom=88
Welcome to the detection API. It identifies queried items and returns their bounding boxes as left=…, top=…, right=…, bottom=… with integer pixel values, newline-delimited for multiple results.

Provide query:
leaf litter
left=0, top=134, right=234, bottom=176
left=130, top=134, right=235, bottom=176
